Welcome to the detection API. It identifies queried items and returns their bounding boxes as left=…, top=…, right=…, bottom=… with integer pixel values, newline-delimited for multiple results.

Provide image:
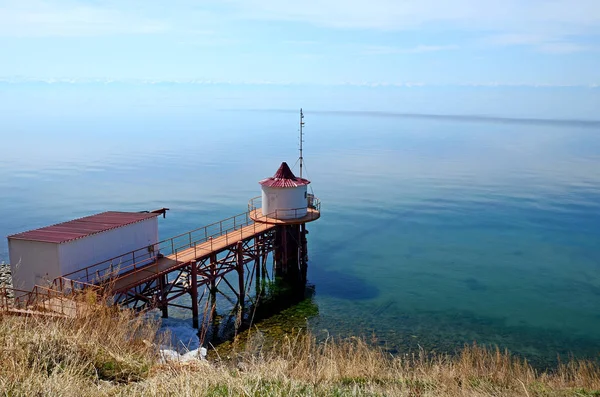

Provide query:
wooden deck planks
left=109, top=221, right=275, bottom=292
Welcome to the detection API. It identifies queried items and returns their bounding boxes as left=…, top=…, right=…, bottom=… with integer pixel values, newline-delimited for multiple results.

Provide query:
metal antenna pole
left=299, top=108, right=305, bottom=178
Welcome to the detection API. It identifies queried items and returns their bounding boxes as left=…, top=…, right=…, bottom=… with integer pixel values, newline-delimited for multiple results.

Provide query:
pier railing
left=60, top=199, right=320, bottom=287
left=1, top=198, right=322, bottom=314
left=248, top=194, right=321, bottom=219
left=60, top=211, right=255, bottom=285
left=52, top=277, right=103, bottom=295
left=0, top=285, right=79, bottom=315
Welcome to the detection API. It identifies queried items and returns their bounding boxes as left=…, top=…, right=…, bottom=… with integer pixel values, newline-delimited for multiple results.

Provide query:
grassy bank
left=1, top=298, right=599, bottom=396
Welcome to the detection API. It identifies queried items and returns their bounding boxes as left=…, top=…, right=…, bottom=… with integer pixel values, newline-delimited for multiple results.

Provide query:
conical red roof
left=259, top=162, right=311, bottom=188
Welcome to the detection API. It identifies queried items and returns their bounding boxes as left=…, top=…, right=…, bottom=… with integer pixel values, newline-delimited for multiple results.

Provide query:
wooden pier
left=1, top=197, right=320, bottom=332
left=2, top=111, right=321, bottom=341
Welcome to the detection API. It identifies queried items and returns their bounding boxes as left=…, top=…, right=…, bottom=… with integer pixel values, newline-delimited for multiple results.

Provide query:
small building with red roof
left=259, top=162, right=311, bottom=220
left=7, top=211, right=160, bottom=290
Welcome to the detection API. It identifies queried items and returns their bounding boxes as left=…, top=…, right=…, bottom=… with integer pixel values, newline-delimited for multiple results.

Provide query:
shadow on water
left=464, top=277, right=487, bottom=291
left=213, top=296, right=321, bottom=359
left=305, top=213, right=407, bottom=301
left=201, top=279, right=320, bottom=348
left=208, top=284, right=321, bottom=358
left=309, top=264, right=379, bottom=300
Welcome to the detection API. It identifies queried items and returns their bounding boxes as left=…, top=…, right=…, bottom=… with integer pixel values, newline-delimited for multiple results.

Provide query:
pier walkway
left=1, top=196, right=320, bottom=328
left=1, top=211, right=277, bottom=319
left=57, top=211, right=274, bottom=290
left=110, top=220, right=275, bottom=293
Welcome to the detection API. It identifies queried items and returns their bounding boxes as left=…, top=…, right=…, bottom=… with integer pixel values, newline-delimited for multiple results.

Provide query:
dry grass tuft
left=0, top=292, right=158, bottom=395
left=1, top=297, right=599, bottom=396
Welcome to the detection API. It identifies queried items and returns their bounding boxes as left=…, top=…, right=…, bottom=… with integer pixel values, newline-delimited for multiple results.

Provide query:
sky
left=1, top=0, right=599, bottom=86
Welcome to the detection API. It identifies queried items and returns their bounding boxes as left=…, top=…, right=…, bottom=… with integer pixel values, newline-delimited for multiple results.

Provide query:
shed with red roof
left=7, top=211, right=160, bottom=290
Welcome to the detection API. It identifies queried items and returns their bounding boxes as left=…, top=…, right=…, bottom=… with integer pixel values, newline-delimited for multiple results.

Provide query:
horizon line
left=0, top=78, right=598, bottom=89
left=239, top=109, right=600, bottom=128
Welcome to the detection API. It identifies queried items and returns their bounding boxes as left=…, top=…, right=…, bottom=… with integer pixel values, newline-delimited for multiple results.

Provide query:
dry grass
left=1, top=296, right=599, bottom=397
left=0, top=291, right=158, bottom=395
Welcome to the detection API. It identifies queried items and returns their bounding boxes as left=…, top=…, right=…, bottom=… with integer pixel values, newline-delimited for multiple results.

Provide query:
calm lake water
left=1, top=85, right=599, bottom=366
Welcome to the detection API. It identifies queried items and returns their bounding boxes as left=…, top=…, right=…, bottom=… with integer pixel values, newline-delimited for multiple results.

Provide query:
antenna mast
left=299, top=108, right=305, bottom=178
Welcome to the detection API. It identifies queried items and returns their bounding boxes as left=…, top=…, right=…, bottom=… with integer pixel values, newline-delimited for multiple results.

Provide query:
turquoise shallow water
left=1, top=88, right=599, bottom=366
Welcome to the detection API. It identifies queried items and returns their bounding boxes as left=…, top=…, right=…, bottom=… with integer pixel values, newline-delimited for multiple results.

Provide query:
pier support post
left=209, top=253, right=217, bottom=326
left=255, top=237, right=261, bottom=297
left=262, top=235, right=269, bottom=285
left=300, top=223, right=308, bottom=285
left=103, top=213, right=314, bottom=338
left=209, top=254, right=217, bottom=294
left=273, top=226, right=283, bottom=275
left=236, top=242, right=245, bottom=308
left=274, top=224, right=303, bottom=286
left=159, top=274, right=169, bottom=318
left=191, top=262, right=199, bottom=329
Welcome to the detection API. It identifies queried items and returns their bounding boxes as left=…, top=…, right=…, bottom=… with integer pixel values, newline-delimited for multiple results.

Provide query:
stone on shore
left=0, top=262, right=13, bottom=298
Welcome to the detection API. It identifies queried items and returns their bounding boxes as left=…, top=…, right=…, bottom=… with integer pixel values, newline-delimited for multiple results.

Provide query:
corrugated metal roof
left=8, top=211, right=160, bottom=244
left=259, top=162, right=311, bottom=188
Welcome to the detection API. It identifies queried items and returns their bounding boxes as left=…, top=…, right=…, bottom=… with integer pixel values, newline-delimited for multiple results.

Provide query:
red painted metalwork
left=1, top=201, right=320, bottom=332
left=259, top=162, right=310, bottom=188
left=7, top=211, right=160, bottom=244
left=8, top=211, right=160, bottom=244
left=248, top=195, right=321, bottom=224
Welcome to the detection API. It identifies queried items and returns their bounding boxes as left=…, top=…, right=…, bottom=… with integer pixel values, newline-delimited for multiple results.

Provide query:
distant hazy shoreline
left=244, top=108, right=600, bottom=128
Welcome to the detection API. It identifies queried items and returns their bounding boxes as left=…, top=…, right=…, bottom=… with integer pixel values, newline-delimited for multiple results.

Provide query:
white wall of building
left=8, top=240, right=60, bottom=291
left=8, top=217, right=159, bottom=289
left=261, top=185, right=308, bottom=219
left=59, top=217, right=159, bottom=278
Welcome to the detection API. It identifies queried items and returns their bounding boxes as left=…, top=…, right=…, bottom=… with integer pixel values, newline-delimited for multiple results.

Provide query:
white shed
left=7, top=211, right=160, bottom=291
left=259, top=162, right=311, bottom=219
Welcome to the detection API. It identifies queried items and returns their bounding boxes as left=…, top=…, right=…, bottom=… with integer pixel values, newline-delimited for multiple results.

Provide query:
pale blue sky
left=1, top=0, right=600, bottom=86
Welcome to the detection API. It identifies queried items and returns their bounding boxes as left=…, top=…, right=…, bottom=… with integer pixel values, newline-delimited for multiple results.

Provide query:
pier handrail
left=52, top=277, right=102, bottom=294
left=0, top=285, right=71, bottom=314
left=102, top=201, right=322, bottom=291
left=0, top=287, right=30, bottom=311
left=28, top=285, right=71, bottom=314
left=248, top=195, right=321, bottom=215
left=59, top=211, right=252, bottom=284
left=2, top=197, right=322, bottom=313
left=52, top=197, right=321, bottom=289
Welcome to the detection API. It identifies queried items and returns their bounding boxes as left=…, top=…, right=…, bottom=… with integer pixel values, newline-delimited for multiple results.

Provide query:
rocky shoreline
left=0, top=262, right=12, bottom=290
